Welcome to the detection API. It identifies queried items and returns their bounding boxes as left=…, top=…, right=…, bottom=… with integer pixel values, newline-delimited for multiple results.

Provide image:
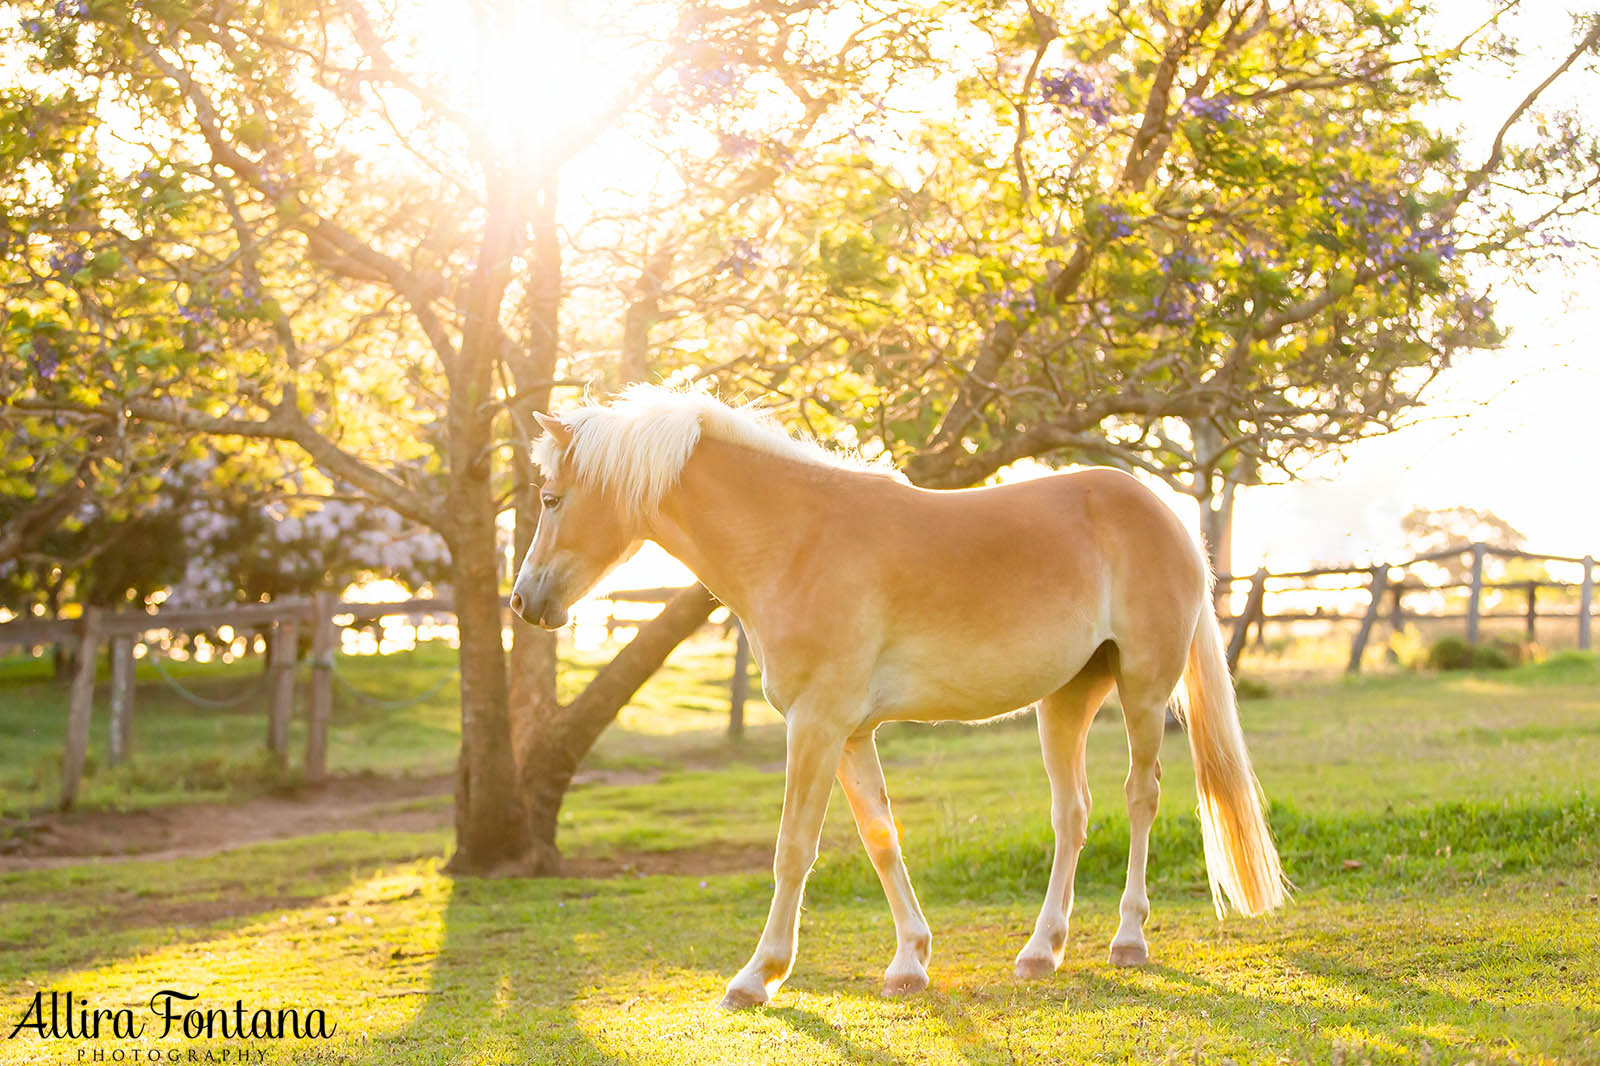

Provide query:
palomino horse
left=510, top=386, right=1286, bottom=1008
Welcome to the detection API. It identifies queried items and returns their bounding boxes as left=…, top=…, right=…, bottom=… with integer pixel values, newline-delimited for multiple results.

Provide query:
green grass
left=2, top=650, right=1598, bottom=1064
left=0, top=637, right=776, bottom=815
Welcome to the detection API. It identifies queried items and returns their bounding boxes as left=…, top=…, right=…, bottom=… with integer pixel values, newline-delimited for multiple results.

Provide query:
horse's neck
left=647, top=438, right=833, bottom=621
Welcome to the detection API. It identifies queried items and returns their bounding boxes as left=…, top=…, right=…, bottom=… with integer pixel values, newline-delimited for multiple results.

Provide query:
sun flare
left=406, top=1, right=641, bottom=173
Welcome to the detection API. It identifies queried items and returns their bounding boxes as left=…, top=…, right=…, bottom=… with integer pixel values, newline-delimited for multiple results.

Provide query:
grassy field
left=1, top=644, right=1598, bottom=1065
left=0, top=638, right=766, bottom=816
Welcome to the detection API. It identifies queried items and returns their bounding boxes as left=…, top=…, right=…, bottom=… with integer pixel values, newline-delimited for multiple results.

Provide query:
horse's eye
left=541, top=493, right=562, bottom=510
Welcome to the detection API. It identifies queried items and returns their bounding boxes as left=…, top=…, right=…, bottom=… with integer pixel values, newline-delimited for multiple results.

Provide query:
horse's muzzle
left=509, top=582, right=568, bottom=629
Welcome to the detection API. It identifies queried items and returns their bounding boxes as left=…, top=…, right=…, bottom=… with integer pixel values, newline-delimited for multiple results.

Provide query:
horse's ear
left=532, top=412, right=572, bottom=448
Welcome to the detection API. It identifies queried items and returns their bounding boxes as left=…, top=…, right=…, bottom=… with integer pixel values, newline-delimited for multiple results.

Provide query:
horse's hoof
left=882, top=970, right=929, bottom=997
left=1014, top=954, right=1058, bottom=980
left=718, top=986, right=769, bottom=1010
left=1108, top=942, right=1148, bottom=967
left=723, top=985, right=771, bottom=1011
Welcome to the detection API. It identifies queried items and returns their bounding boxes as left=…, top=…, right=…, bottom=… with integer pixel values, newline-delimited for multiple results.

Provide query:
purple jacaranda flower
left=1093, top=204, right=1135, bottom=241
left=1159, top=249, right=1206, bottom=276
left=1183, top=95, right=1234, bottom=123
left=48, top=246, right=86, bottom=276
left=1041, top=69, right=1112, bottom=126
left=1141, top=293, right=1195, bottom=327
left=29, top=334, right=60, bottom=381
left=1317, top=177, right=1460, bottom=265
left=716, top=237, right=762, bottom=279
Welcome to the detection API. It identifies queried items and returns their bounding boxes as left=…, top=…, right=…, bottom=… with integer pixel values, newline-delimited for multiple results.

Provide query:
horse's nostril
left=509, top=592, right=524, bottom=614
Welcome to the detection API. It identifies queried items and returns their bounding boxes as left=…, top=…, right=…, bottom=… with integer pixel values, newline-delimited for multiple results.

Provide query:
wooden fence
left=2, top=594, right=427, bottom=807
left=1218, top=543, right=1595, bottom=674
left=4, top=541, right=1590, bottom=808
left=0, top=591, right=755, bottom=810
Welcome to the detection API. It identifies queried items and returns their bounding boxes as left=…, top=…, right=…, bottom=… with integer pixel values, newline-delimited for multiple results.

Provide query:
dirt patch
left=0, top=772, right=455, bottom=871
left=560, top=842, right=771, bottom=879
left=110, top=892, right=324, bottom=932
left=0, top=765, right=767, bottom=879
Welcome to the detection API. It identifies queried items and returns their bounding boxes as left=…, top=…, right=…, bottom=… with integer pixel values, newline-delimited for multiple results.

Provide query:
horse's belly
left=865, top=626, right=1102, bottom=724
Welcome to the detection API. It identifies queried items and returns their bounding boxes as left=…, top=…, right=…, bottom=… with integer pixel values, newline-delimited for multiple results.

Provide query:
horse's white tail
left=1174, top=606, right=1288, bottom=918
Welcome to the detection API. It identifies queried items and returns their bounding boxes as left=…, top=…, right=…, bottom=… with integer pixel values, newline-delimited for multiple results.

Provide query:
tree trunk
left=444, top=168, right=535, bottom=876
left=48, top=582, right=77, bottom=682
left=447, top=534, right=537, bottom=874
left=503, top=170, right=568, bottom=868
left=518, top=585, right=717, bottom=871
left=1199, top=477, right=1236, bottom=581
left=618, top=247, right=674, bottom=387
left=496, top=181, right=718, bottom=873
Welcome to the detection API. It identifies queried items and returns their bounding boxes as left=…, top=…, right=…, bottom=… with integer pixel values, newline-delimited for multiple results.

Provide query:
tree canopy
left=577, top=1, right=1598, bottom=567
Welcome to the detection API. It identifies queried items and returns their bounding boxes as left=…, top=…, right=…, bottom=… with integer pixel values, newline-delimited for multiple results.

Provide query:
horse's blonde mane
left=532, top=385, right=899, bottom=520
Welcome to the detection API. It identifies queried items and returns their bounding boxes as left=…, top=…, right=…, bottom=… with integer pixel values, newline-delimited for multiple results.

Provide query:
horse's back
left=873, top=466, right=1204, bottom=603
left=825, top=467, right=1206, bottom=724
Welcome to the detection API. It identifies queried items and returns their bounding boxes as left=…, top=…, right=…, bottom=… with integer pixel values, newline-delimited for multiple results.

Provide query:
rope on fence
left=329, top=656, right=459, bottom=711
left=146, top=649, right=274, bottom=709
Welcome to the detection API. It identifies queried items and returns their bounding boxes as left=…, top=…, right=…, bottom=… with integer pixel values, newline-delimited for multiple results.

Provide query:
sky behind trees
left=1228, top=2, right=1599, bottom=569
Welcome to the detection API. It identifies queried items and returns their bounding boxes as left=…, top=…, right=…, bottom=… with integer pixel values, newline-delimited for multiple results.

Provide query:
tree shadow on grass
left=387, top=875, right=646, bottom=1065
left=1069, top=941, right=1600, bottom=1065
left=0, top=831, right=445, bottom=982
left=387, top=873, right=920, bottom=1065
left=766, top=1006, right=918, bottom=1066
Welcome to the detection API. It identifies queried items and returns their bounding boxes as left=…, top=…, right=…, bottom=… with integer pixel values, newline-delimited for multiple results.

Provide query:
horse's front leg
left=720, top=708, right=850, bottom=1009
left=838, top=732, right=932, bottom=996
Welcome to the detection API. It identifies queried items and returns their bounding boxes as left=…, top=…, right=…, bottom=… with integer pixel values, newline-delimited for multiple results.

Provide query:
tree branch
left=12, top=397, right=447, bottom=532
left=0, top=427, right=112, bottom=566
left=141, top=45, right=462, bottom=374
left=1450, top=15, right=1600, bottom=211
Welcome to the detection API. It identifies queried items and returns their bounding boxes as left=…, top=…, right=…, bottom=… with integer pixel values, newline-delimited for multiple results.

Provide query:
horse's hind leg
left=1108, top=643, right=1185, bottom=967
left=1015, top=651, right=1115, bottom=979
left=838, top=733, right=932, bottom=996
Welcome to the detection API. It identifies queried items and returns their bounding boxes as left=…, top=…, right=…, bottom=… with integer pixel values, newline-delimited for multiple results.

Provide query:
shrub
left=1488, top=636, right=1528, bottom=667
left=1429, top=635, right=1474, bottom=671
left=1234, top=676, right=1272, bottom=700
left=1430, top=634, right=1519, bottom=671
left=1471, top=644, right=1513, bottom=670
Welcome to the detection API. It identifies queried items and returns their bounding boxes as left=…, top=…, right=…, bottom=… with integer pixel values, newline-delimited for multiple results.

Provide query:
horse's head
left=509, top=413, right=643, bottom=628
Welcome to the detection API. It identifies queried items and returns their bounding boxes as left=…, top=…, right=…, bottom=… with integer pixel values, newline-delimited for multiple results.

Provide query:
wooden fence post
left=1347, top=565, right=1389, bottom=674
left=305, top=592, right=335, bottom=782
left=267, top=619, right=298, bottom=761
left=1580, top=556, right=1594, bottom=652
left=107, top=635, right=135, bottom=766
left=1465, top=543, right=1486, bottom=645
left=728, top=620, right=750, bottom=743
left=1385, top=579, right=1406, bottom=663
left=1524, top=581, right=1538, bottom=644
left=1226, top=568, right=1267, bottom=674
left=60, top=607, right=104, bottom=810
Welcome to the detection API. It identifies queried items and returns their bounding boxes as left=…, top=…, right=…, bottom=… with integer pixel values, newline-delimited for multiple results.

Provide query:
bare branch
left=1451, top=16, right=1600, bottom=211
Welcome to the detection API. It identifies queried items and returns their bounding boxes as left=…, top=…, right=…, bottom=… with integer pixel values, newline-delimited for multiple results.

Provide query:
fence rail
left=1216, top=543, right=1595, bottom=674
left=0, top=589, right=750, bottom=811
